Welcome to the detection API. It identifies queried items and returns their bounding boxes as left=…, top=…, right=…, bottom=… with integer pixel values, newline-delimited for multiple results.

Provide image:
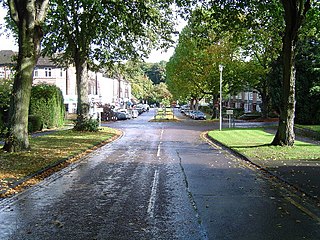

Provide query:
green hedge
left=0, top=79, right=12, bottom=136
left=29, top=84, right=65, bottom=129
left=28, top=115, right=43, bottom=133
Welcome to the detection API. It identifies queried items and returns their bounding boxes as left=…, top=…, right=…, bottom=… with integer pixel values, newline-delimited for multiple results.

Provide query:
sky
left=0, top=7, right=185, bottom=63
left=0, top=7, right=18, bottom=52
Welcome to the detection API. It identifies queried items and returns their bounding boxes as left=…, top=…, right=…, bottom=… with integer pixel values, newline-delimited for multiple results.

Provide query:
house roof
left=0, top=50, right=16, bottom=66
left=0, top=50, right=56, bottom=67
left=37, top=56, right=56, bottom=67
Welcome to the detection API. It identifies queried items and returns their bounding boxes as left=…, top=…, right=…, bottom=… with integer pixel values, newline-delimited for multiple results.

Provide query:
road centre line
left=157, top=143, right=161, bottom=157
left=156, top=128, right=164, bottom=157
left=160, top=128, right=164, bottom=140
left=147, top=169, right=159, bottom=218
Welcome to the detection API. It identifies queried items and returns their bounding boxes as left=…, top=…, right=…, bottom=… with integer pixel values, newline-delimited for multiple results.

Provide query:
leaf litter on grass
left=208, top=128, right=320, bottom=161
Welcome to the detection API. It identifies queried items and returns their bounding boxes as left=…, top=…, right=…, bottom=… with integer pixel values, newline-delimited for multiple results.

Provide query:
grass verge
left=208, top=128, right=320, bottom=161
left=0, top=127, right=120, bottom=197
left=150, top=108, right=179, bottom=122
left=296, top=125, right=320, bottom=132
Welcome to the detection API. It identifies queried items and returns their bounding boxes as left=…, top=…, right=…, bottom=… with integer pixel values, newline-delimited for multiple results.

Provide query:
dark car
left=115, top=111, right=127, bottom=120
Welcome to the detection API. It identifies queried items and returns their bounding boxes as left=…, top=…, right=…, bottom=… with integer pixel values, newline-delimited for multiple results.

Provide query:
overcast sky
left=0, top=7, right=185, bottom=63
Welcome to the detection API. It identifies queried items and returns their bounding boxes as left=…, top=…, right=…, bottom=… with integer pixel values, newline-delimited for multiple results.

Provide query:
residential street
left=0, top=109, right=319, bottom=239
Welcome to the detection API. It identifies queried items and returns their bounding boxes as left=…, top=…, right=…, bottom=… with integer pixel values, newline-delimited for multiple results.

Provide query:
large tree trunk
left=75, top=53, right=90, bottom=119
left=272, top=0, right=310, bottom=146
left=3, top=0, right=49, bottom=152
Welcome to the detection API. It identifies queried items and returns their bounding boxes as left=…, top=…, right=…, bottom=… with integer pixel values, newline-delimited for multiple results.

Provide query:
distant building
left=0, top=50, right=132, bottom=115
left=228, top=90, right=262, bottom=113
left=0, top=50, right=15, bottom=79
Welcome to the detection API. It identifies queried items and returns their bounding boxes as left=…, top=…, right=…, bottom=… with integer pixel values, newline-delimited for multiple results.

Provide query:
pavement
left=207, top=127, right=320, bottom=205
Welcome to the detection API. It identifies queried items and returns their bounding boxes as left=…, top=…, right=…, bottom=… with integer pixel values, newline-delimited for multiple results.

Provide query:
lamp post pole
left=219, top=64, right=223, bottom=131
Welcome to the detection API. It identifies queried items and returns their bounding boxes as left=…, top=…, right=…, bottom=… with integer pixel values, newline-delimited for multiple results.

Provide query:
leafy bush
left=199, top=106, right=212, bottom=115
left=28, top=115, right=43, bottom=133
left=232, top=108, right=245, bottom=119
left=0, top=79, right=13, bottom=136
left=73, top=116, right=99, bottom=132
left=29, top=84, right=65, bottom=129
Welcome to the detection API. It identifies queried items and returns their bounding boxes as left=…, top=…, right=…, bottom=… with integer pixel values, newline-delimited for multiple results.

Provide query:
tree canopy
left=168, top=0, right=319, bottom=146
left=41, top=0, right=179, bottom=123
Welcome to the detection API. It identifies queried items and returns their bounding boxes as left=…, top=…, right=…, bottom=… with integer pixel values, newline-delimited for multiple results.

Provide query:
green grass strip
left=208, top=128, right=320, bottom=161
left=296, top=125, right=320, bottom=132
left=0, top=127, right=118, bottom=183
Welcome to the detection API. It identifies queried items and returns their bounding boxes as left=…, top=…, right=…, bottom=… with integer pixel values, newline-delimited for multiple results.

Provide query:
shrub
left=28, top=115, right=43, bottom=133
left=73, top=115, right=99, bottom=132
left=29, top=84, right=65, bottom=129
left=0, top=79, right=13, bottom=136
left=199, top=106, right=213, bottom=115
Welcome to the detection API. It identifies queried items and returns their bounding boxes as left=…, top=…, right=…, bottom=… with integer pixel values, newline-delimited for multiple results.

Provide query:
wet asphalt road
left=0, top=109, right=320, bottom=240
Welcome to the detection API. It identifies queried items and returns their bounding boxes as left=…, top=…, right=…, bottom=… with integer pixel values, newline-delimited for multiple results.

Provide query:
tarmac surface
left=0, top=109, right=319, bottom=239
left=219, top=120, right=320, bottom=203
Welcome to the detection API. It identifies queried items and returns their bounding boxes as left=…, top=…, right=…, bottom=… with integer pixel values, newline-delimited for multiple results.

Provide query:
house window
left=60, top=68, right=63, bottom=77
left=34, top=68, right=38, bottom=77
left=45, top=67, right=52, bottom=77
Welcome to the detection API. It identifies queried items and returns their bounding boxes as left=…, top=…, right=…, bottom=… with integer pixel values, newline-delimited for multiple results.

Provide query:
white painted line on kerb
left=147, top=169, right=159, bottom=218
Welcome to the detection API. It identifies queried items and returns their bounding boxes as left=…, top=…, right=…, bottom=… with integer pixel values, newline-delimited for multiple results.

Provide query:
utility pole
left=219, top=64, right=224, bottom=131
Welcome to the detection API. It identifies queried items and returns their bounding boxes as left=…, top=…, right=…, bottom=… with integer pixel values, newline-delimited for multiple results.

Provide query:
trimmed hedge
left=28, top=115, right=43, bottom=133
left=29, top=84, right=65, bottom=129
left=0, top=79, right=12, bottom=136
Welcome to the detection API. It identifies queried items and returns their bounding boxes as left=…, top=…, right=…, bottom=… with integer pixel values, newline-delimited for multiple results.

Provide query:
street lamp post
left=219, top=64, right=223, bottom=131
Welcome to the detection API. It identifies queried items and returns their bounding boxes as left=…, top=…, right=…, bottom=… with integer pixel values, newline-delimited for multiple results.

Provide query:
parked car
left=180, top=105, right=189, bottom=113
left=135, top=107, right=144, bottom=115
left=189, top=110, right=196, bottom=118
left=192, top=111, right=206, bottom=120
left=130, top=109, right=139, bottom=118
left=116, top=109, right=132, bottom=119
left=184, top=110, right=192, bottom=117
left=115, top=111, right=127, bottom=120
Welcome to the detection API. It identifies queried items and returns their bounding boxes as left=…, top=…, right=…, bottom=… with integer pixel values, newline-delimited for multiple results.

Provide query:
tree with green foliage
left=295, top=38, right=320, bottom=124
left=141, top=61, right=167, bottom=85
left=119, top=61, right=155, bottom=103
left=167, top=22, right=258, bottom=111
left=188, top=1, right=284, bottom=118
left=42, top=0, right=177, bottom=127
left=153, top=82, right=172, bottom=106
left=1, top=0, right=49, bottom=152
left=271, top=0, right=312, bottom=146
left=186, top=0, right=316, bottom=146
left=269, top=37, right=320, bottom=125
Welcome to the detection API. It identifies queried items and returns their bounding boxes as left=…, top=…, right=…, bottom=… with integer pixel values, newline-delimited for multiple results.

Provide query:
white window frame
left=34, top=68, right=38, bottom=77
left=45, top=67, right=52, bottom=77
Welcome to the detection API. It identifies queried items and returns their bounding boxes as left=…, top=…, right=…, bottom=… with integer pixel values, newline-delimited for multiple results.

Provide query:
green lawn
left=296, top=124, right=320, bottom=132
left=0, top=127, right=119, bottom=196
left=208, top=128, right=320, bottom=161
